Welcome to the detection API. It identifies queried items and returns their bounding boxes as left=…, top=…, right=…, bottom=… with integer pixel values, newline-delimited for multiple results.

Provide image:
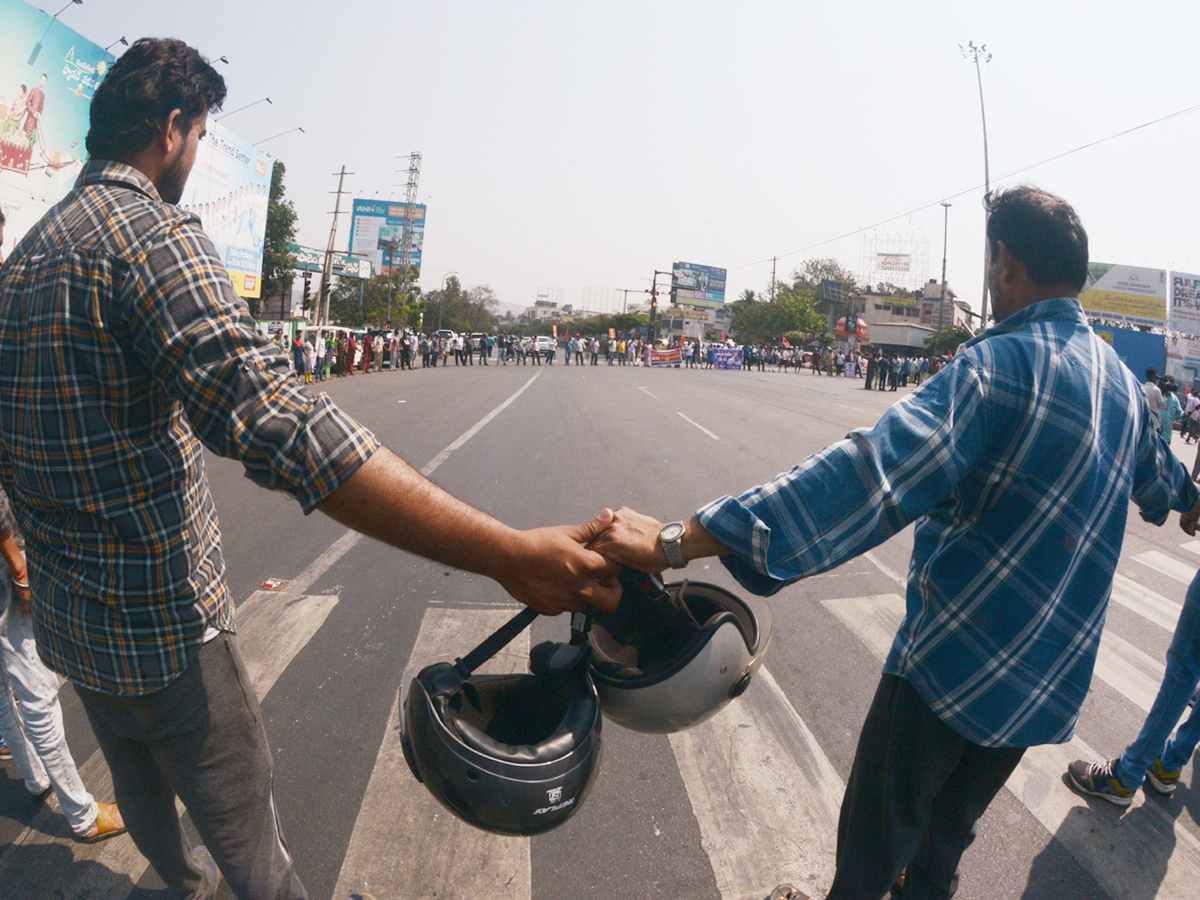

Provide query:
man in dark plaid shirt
left=0, top=39, right=619, bottom=900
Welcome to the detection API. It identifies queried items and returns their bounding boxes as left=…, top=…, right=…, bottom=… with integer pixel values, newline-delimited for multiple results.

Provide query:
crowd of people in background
left=268, top=327, right=965, bottom=397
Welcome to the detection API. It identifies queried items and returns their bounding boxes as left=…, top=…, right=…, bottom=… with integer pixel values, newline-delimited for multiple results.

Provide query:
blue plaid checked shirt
left=699, top=298, right=1197, bottom=747
left=0, top=161, right=379, bottom=696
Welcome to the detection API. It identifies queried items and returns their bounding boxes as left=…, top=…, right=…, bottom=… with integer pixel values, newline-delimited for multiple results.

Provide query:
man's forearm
left=315, top=446, right=518, bottom=581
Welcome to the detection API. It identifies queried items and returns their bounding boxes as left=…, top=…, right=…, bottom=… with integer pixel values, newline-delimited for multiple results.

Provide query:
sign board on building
left=876, top=253, right=911, bottom=272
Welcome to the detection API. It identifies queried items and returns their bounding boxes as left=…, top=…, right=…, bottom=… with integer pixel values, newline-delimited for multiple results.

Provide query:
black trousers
left=828, top=675, right=1025, bottom=900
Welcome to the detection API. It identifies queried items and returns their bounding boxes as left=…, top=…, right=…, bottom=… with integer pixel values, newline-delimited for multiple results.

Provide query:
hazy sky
left=40, top=0, right=1200, bottom=318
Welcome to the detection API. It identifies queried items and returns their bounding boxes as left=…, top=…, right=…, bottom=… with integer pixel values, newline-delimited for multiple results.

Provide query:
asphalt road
left=2, top=355, right=1199, bottom=900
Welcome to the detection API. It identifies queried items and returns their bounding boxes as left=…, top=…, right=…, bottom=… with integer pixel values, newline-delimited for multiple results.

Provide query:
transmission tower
left=396, top=152, right=422, bottom=299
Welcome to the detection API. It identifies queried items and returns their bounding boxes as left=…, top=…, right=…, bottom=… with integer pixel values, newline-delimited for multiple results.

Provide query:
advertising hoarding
left=348, top=199, right=426, bottom=278
left=1166, top=332, right=1200, bottom=386
left=287, top=243, right=371, bottom=279
left=178, top=120, right=271, bottom=298
left=0, top=0, right=112, bottom=253
left=671, top=261, right=726, bottom=305
left=1169, top=272, right=1200, bottom=338
left=1079, top=263, right=1167, bottom=328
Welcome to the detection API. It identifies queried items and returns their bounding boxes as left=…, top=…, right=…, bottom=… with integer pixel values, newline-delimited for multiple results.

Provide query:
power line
left=729, top=100, right=1200, bottom=272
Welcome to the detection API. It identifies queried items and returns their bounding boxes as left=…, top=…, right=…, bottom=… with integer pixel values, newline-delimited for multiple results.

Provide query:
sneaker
left=1145, top=758, right=1181, bottom=794
left=0, top=736, right=11, bottom=761
left=1067, top=758, right=1135, bottom=806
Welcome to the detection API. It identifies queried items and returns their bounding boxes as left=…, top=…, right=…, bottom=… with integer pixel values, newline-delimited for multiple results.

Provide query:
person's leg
left=1115, top=568, right=1200, bottom=789
left=81, top=634, right=307, bottom=900
left=79, top=692, right=210, bottom=897
left=827, top=675, right=978, bottom=900
left=900, top=742, right=1025, bottom=899
left=0, top=600, right=96, bottom=831
left=0, top=622, right=50, bottom=795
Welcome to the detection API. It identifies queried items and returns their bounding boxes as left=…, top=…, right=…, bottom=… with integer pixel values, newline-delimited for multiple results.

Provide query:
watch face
left=660, top=522, right=685, bottom=542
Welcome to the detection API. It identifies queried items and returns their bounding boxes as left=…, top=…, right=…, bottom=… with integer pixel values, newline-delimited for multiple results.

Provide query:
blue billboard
left=1091, top=325, right=1165, bottom=382
left=348, top=199, right=426, bottom=278
left=672, top=261, right=727, bottom=307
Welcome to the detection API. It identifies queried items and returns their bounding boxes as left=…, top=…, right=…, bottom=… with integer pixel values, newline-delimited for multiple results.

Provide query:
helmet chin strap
left=454, top=606, right=539, bottom=677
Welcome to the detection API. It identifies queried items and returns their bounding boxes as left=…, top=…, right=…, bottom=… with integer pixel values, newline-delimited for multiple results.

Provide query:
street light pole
left=961, top=40, right=993, bottom=326
left=938, top=202, right=951, bottom=344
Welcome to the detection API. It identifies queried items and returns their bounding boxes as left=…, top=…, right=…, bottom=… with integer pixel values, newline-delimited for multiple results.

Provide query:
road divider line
left=677, top=412, right=719, bottom=440
left=1132, top=550, right=1196, bottom=586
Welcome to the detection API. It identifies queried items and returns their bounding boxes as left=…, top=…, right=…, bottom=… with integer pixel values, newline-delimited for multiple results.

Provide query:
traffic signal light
left=302, top=273, right=312, bottom=310
left=650, top=288, right=658, bottom=312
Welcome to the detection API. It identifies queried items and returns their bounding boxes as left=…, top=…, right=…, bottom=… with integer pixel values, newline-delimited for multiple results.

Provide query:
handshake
left=496, top=506, right=731, bottom=618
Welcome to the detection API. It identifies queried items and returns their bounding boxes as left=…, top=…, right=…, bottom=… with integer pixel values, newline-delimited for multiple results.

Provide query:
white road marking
left=823, top=592, right=1200, bottom=900
left=1132, top=550, right=1197, bottom=586
left=677, top=412, right=720, bottom=440
left=669, top=667, right=840, bottom=900
left=0, top=589, right=341, bottom=900
left=332, top=606, right=531, bottom=900
left=1110, top=572, right=1182, bottom=633
left=639, top=386, right=660, bottom=400
left=1180, top=540, right=1200, bottom=558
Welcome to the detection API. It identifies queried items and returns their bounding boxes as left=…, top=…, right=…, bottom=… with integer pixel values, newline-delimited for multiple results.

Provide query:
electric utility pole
left=315, top=166, right=353, bottom=328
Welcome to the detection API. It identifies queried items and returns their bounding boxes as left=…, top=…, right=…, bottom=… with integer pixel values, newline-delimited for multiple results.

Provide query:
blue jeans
left=1116, top=568, right=1200, bottom=788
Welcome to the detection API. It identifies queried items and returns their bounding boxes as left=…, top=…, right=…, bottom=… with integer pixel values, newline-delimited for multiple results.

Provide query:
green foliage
left=923, top=323, right=973, bottom=356
left=256, top=160, right=298, bottom=319
left=728, top=282, right=824, bottom=344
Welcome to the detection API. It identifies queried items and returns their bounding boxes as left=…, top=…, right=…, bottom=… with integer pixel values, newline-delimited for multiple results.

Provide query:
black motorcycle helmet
left=400, top=608, right=602, bottom=836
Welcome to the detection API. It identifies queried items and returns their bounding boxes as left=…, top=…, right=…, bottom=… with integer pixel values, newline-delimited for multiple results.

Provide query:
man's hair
left=86, top=38, right=226, bottom=160
left=984, top=186, right=1089, bottom=292
left=1146, top=366, right=1159, bottom=381
left=0, top=208, right=5, bottom=227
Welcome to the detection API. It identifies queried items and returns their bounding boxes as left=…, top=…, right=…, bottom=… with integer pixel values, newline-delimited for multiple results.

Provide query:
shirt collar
left=76, top=159, right=165, bottom=204
left=963, top=297, right=1086, bottom=351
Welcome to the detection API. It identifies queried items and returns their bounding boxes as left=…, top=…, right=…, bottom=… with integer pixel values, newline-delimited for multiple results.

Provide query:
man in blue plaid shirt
left=592, top=186, right=1199, bottom=900
left=0, top=39, right=618, bottom=900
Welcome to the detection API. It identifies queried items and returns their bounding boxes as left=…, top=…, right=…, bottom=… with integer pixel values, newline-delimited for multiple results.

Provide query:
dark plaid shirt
left=0, top=160, right=378, bottom=695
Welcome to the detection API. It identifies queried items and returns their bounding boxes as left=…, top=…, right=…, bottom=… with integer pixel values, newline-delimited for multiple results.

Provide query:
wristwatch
left=659, top=521, right=687, bottom=569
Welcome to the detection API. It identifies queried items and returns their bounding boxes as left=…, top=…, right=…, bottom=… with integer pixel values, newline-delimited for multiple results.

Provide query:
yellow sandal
left=79, top=801, right=127, bottom=843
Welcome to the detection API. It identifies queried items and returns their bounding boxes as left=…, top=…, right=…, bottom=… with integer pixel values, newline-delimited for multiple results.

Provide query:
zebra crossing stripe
left=332, top=606, right=532, bottom=900
left=822, top=592, right=1200, bottom=900
left=0, top=589, right=341, bottom=900
left=1110, top=573, right=1182, bottom=633
left=1133, top=550, right=1197, bottom=586
left=669, top=667, right=841, bottom=900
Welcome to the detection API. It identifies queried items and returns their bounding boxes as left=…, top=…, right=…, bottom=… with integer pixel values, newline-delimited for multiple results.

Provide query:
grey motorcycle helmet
left=585, top=569, right=772, bottom=734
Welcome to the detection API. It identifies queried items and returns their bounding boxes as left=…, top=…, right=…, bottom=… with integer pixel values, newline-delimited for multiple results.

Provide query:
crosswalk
left=2, top=536, right=1199, bottom=899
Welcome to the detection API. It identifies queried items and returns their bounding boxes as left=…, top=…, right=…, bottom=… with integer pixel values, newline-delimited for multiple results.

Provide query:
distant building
left=858, top=279, right=973, bottom=351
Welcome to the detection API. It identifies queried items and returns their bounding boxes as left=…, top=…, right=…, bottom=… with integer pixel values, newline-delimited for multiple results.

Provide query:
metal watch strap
left=661, top=528, right=686, bottom=569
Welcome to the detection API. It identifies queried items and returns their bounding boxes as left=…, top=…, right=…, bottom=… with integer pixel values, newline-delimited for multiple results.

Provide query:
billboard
left=1167, top=332, right=1200, bottom=386
left=0, top=0, right=112, bottom=254
left=876, top=253, right=911, bottom=272
left=671, top=261, right=726, bottom=306
left=348, top=199, right=426, bottom=278
left=1079, top=262, right=1167, bottom=328
left=1169, top=271, right=1200, bottom=337
left=178, top=120, right=271, bottom=298
left=287, top=243, right=372, bottom=279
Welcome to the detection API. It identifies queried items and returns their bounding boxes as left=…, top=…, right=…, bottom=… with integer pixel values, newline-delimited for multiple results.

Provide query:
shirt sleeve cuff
left=697, top=495, right=789, bottom=596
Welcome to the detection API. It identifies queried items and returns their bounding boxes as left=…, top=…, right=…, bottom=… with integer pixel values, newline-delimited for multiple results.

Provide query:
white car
left=534, top=336, right=555, bottom=353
